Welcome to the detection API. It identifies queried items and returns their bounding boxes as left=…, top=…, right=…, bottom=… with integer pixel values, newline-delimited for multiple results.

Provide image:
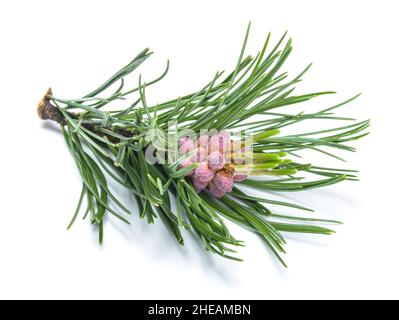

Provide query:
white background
left=0, top=0, right=398, bottom=299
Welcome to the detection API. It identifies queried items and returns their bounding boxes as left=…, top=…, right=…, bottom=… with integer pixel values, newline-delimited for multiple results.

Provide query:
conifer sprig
left=38, top=24, right=368, bottom=266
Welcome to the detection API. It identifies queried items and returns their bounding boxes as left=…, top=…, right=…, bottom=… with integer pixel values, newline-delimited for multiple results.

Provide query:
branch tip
left=37, top=88, right=65, bottom=125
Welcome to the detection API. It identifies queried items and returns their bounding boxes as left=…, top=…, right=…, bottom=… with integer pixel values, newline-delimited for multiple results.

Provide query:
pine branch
left=37, top=24, right=368, bottom=266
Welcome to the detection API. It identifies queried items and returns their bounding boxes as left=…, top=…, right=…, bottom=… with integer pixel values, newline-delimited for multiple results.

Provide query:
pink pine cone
left=178, top=159, right=194, bottom=176
left=196, top=134, right=209, bottom=149
left=191, top=147, right=208, bottom=163
left=219, top=130, right=231, bottom=141
left=192, top=176, right=208, bottom=193
left=179, top=137, right=195, bottom=155
left=208, top=151, right=226, bottom=171
left=233, top=174, right=248, bottom=182
left=213, top=169, right=234, bottom=193
left=194, top=162, right=215, bottom=183
left=208, top=180, right=225, bottom=198
left=209, top=132, right=231, bottom=154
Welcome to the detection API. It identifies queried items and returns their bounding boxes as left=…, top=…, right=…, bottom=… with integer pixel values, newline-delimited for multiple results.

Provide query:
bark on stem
left=37, top=88, right=135, bottom=142
left=37, top=88, right=66, bottom=125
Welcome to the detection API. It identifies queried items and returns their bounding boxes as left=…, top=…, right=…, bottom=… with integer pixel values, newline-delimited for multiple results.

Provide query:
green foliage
left=46, top=24, right=368, bottom=266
